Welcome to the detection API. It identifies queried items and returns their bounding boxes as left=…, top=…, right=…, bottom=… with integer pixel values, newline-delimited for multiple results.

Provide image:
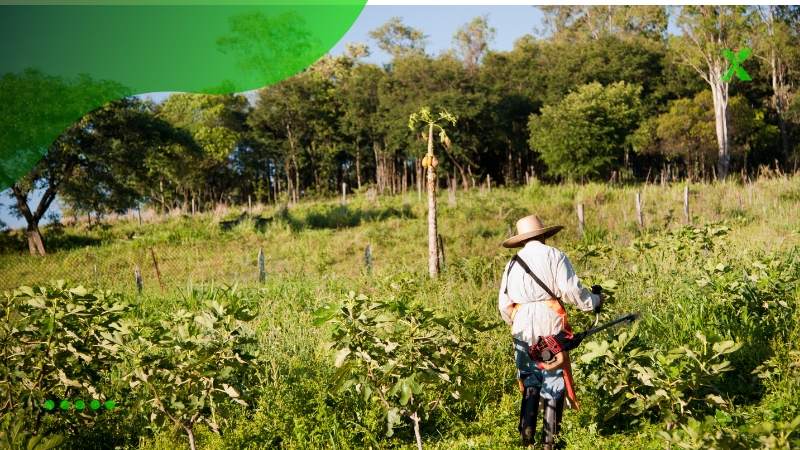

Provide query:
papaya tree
left=408, top=107, right=456, bottom=279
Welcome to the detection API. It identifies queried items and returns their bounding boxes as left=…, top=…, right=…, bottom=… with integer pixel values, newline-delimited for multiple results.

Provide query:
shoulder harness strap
left=506, top=254, right=567, bottom=310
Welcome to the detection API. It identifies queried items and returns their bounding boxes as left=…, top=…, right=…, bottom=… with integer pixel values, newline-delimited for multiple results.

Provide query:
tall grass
left=4, top=176, right=800, bottom=449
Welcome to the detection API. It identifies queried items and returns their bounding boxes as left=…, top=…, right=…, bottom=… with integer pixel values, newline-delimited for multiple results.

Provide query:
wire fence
left=0, top=207, right=391, bottom=297
left=1, top=244, right=275, bottom=296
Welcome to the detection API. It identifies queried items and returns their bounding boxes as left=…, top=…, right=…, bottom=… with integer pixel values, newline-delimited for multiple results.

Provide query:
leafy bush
left=0, top=281, right=130, bottom=441
left=581, top=328, right=742, bottom=446
left=125, top=291, right=257, bottom=450
left=314, top=289, right=494, bottom=449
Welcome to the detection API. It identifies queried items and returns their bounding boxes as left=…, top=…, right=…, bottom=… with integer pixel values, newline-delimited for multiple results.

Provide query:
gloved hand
left=591, top=285, right=604, bottom=313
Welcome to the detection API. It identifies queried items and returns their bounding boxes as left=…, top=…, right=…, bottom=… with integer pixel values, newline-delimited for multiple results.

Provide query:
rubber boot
left=518, top=386, right=540, bottom=447
left=542, top=396, right=564, bottom=450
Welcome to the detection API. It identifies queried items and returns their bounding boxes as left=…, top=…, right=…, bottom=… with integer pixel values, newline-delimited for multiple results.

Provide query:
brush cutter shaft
left=582, top=314, right=637, bottom=338
left=530, top=313, right=637, bottom=363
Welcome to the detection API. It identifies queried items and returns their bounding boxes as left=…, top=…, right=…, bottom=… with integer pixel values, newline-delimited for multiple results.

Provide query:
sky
left=0, top=6, right=680, bottom=230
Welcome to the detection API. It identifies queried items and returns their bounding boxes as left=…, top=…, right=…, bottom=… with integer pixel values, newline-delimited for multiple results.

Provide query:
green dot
left=60, top=400, right=70, bottom=410
left=44, top=400, right=55, bottom=410
left=105, top=400, right=115, bottom=410
left=90, top=400, right=101, bottom=410
left=75, top=400, right=85, bottom=410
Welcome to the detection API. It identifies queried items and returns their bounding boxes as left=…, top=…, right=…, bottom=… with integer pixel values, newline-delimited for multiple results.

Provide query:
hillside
left=2, top=178, right=800, bottom=449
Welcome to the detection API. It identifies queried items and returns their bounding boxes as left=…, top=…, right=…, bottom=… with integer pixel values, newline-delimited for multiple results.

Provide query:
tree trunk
left=403, top=158, right=407, bottom=194
left=373, top=142, right=383, bottom=194
left=771, top=53, right=791, bottom=162
left=767, top=6, right=791, bottom=162
left=416, top=157, right=422, bottom=201
left=710, top=69, right=730, bottom=181
left=292, top=154, right=300, bottom=204
left=27, top=221, right=46, bottom=256
left=356, top=143, right=362, bottom=190
left=427, top=123, right=439, bottom=279
left=159, top=180, right=166, bottom=216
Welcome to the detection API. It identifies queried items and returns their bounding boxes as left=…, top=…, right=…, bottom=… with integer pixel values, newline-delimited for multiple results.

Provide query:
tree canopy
left=5, top=9, right=800, bottom=254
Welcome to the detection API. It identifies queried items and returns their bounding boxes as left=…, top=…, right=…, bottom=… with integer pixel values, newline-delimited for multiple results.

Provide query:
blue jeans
left=513, top=338, right=565, bottom=400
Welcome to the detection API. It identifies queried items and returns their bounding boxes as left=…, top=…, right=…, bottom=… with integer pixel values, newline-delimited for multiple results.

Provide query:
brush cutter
left=530, top=285, right=639, bottom=364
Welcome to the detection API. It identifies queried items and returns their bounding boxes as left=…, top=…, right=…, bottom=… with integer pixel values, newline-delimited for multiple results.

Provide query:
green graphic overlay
left=0, top=2, right=366, bottom=189
left=43, top=399, right=117, bottom=410
left=719, top=48, right=751, bottom=82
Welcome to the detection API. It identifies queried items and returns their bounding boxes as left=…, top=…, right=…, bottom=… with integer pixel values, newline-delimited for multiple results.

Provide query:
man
left=498, top=214, right=603, bottom=449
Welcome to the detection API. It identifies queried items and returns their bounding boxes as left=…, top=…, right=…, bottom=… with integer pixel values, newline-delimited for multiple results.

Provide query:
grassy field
left=3, top=177, right=800, bottom=449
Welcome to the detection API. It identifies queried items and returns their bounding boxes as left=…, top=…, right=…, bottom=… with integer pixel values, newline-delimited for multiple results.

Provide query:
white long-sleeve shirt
left=498, top=240, right=600, bottom=346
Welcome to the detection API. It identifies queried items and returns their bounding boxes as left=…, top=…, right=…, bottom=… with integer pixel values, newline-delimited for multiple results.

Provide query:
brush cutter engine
left=530, top=285, right=638, bottom=363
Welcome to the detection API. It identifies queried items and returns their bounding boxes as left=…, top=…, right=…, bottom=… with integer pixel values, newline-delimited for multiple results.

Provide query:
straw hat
left=502, top=214, right=563, bottom=248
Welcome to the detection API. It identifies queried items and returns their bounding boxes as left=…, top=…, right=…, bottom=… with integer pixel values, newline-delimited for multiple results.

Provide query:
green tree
left=157, top=93, right=248, bottom=213
left=1, top=282, right=131, bottom=439
left=250, top=71, right=320, bottom=204
left=671, top=6, right=758, bottom=180
left=126, top=294, right=256, bottom=450
left=537, top=6, right=668, bottom=43
left=653, top=91, right=718, bottom=180
left=452, top=15, right=496, bottom=77
left=378, top=54, right=483, bottom=193
left=368, top=17, right=428, bottom=59
left=753, top=6, right=800, bottom=162
left=2, top=71, right=129, bottom=255
left=528, top=81, right=643, bottom=181
left=638, top=90, right=780, bottom=180
left=336, top=44, right=383, bottom=191
left=56, top=98, right=193, bottom=225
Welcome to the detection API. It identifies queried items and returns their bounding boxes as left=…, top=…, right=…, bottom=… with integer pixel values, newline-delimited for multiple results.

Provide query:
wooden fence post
left=137, top=207, right=142, bottom=227
left=248, top=195, right=252, bottom=213
left=342, top=182, right=347, bottom=205
left=487, top=174, right=491, bottom=194
left=258, top=249, right=265, bottom=282
left=135, top=265, right=142, bottom=296
left=438, top=234, right=445, bottom=270
left=364, top=244, right=372, bottom=274
left=148, top=247, right=165, bottom=296
left=635, top=193, right=643, bottom=231
left=683, top=185, right=690, bottom=225
left=577, top=203, right=585, bottom=237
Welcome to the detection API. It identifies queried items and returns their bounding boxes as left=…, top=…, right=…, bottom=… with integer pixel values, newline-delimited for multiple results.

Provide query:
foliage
left=408, top=107, right=457, bottom=149
left=0, top=281, right=130, bottom=437
left=537, top=6, right=668, bottom=43
left=452, top=15, right=496, bottom=77
left=528, top=81, right=643, bottom=180
left=0, top=416, right=67, bottom=450
left=125, top=289, right=257, bottom=450
left=314, top=289, right=493, bottom=448
left=581, top=328, right=743, bottom=448
left=368, top=17, right=428, bottom=58
left=7, top=159, right=800, bottom=450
